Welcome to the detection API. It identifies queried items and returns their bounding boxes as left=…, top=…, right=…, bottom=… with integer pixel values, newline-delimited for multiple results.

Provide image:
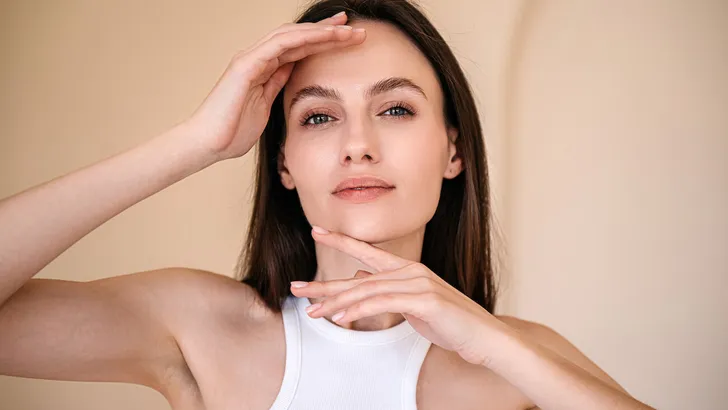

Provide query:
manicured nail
left=312, top=225, right=329, bottom=234
left=306, top=303, right=321, bottom=314
left=336, top=25, right=353, bottom=30
left=331, top=311, right=346, bottom=322
left=353, top=28, right=365, bottom=33
left=291, top=281, right=308, bottom=288
left=333, top=11, right=346, bottom=18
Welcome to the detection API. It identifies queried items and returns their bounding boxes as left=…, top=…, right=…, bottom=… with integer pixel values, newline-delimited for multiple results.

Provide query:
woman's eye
left=302, top=114, right=333, bottom=127
left=301, top=104, right=414, bottom=128
left=382, top=105, right=414, bottom=117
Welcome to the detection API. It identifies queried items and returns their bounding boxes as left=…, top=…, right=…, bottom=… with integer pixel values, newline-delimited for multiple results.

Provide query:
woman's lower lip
left=333, top=187, right=394, bottom=202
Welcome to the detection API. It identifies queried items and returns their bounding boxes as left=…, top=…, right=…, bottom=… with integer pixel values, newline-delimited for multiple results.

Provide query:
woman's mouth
left=331, top=176, right=395, bottom=203
left=332, top=186, right=395, bottom=203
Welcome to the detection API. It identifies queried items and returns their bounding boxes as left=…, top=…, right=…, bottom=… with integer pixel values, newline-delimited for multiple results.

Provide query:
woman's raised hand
left=184, top=11, right=365, bottom=162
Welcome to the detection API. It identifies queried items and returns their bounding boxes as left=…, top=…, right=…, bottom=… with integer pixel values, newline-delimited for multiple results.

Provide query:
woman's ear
left=444, top=127, right=463, bottom=179
left=278, top=149, right=296, bottom=190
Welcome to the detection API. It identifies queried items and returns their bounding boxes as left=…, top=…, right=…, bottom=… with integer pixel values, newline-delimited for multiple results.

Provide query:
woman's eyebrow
left=288, top=77, right=427, bottom=111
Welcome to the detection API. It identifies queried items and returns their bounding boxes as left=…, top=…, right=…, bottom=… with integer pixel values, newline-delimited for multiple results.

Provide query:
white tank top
left=268, top=295, right=432, bottom=410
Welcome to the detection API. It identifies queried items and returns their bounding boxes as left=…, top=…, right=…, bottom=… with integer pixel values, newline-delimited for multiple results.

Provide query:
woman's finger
left=277, top=31, right=366, bottom=65
left=256, top=26, right=363, bottom=80
left=311, top=229, right=411, bottom=272
left=291, top=264, right=432, bottom=298
left=253, top=25, right=363, bottom=64
left=305, top=276, right=441, bottom=319
left=249, top=12, right=348, bottom=50
left=330, top=293, right=437, bottom=324
left=244, top=26, right=363, bottom=86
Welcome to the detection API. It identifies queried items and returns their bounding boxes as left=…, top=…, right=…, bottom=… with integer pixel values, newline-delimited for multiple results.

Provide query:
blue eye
left=382, top=105, right=414, bottom=117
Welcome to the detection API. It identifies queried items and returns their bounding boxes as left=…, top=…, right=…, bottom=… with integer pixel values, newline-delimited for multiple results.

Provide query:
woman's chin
left=333, top=222, right=411, bottom=245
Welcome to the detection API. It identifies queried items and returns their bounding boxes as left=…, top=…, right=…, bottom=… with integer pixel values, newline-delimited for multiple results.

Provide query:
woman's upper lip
left=332, top=176, right=395, bottom=194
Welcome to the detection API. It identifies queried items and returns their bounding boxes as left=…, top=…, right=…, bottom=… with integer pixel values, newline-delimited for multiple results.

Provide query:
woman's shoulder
left=145, top=267, right=276, bottom=324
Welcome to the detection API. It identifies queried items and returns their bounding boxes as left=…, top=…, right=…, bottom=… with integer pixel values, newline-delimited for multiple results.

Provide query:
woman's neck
left=310, top=227, right=425, bottom=331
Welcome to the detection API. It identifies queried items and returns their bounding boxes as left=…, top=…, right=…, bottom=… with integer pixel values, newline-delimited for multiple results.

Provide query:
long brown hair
left=236, top=0, right=497, bottom=314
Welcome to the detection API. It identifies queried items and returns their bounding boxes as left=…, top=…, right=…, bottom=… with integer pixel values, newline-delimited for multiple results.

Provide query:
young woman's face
left=280, top=20, right=462, bottom=243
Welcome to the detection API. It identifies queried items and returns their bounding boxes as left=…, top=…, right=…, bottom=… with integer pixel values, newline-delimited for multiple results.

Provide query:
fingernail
left=335, top=25, right=353, bottom=30
left=332, top=311, right=346, bottom=322
left=333, top=11, right=346, bottom=18
left=353, top=28, right=365, bottom=33
left=291, top=281, right=308, bottom=288
left=312, top=225, right=329, bottom=234
left=306, top=303, right=321, bottom=313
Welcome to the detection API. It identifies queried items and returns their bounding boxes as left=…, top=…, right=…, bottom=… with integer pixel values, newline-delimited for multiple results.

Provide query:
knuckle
left=419, top=264, right=437, bottom=279
left=360, top=280, right=379, bottom=292
left=414, top=276, right=435, bottom=291
left=272, top=31, right=295, bottom=45
left=230, top=52, right=252, bottom=72
left=230, top=50, right=246, bottom=65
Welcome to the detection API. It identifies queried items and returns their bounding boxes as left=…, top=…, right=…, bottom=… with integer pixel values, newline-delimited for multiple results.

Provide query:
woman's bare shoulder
left=150, top=267, right=274, bottom=321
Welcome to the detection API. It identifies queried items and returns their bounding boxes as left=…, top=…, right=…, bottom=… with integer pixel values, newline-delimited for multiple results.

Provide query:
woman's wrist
left=151, top=122, right=225, bottom=175
left=473, top=319, right=529, bottom=371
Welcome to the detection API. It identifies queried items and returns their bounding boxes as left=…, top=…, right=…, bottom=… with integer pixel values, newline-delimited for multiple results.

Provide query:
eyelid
left=380, top=101, right=416, bottom=115
left=299, top=108, right=339, bottom=127
left=298, top=100, right=417, bottom=128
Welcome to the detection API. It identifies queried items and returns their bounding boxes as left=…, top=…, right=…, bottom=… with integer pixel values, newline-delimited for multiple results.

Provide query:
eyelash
left=299, top=102, right=417, bottom=128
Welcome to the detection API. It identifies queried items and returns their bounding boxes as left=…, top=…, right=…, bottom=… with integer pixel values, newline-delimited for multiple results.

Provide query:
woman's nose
left=339, top=119, right=380, bottom=165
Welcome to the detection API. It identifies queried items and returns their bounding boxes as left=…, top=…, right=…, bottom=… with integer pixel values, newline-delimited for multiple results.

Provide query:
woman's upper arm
left=0, top=267, right=217, bottom=390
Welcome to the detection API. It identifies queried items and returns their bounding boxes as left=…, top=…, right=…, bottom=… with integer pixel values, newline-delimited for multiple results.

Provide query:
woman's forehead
left=284, top=20, right=441, bottom=106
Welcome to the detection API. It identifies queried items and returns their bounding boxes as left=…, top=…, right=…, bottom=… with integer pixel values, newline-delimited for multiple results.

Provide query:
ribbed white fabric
left=268, top=296, right=432, bottom=410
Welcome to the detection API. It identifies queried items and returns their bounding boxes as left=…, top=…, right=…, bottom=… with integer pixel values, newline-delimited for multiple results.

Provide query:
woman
left=0, top=0, right=653, bottom=409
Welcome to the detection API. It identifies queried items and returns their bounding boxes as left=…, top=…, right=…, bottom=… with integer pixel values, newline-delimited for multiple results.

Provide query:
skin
left=279, top=19, right=461, bottom=331
left=0, top=11, right=654, bottom=410
left=274, top=18, right=651, bottom=410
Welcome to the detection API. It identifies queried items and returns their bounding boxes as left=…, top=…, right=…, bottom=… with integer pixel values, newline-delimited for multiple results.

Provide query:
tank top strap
left=268, top=296, right=302, bottom=410
left=401, top=335, right=432, bottom=410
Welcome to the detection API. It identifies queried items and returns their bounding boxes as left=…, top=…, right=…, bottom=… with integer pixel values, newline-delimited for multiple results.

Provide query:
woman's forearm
left=0, top=123, right=216, bottom=305
left=484, top=327, right=654, bottom=410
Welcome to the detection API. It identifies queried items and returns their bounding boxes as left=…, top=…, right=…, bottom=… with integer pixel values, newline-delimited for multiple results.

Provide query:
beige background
left=1, top=0, right=726, bottom=409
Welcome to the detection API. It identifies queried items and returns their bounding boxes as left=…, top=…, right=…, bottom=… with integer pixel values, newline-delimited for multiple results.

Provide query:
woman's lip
left=332, top=176, right=394, bottom=193
left=332, top=186, right=395, bottom=203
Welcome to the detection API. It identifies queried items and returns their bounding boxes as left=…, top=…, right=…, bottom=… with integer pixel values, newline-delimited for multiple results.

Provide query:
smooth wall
left=1, top=1, right=725, bottom=409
